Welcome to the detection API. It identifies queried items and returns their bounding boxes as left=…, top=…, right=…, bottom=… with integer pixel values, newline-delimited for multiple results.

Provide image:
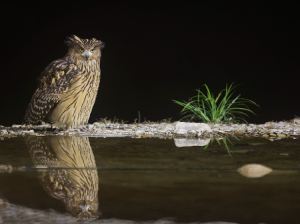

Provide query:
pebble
left=277, top=133, right=286, bottom=138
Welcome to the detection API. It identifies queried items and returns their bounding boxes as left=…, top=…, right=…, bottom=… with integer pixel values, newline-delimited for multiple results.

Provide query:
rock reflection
left=174, top=137, right=235, bottom=156
left=174, top=138, right=210, bottom=147
left=25, top=136, right=100, bottom=220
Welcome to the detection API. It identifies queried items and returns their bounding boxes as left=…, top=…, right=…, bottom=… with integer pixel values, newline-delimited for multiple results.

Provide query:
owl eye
left=90, top=49, right=95, bottom=53
left=79, top=48, right=84, bottom=53
left=77, top=208, right=82, bottom=212
left=88, top=207, right=93, bottom=212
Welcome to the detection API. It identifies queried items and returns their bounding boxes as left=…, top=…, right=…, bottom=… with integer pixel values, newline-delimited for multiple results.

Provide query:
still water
left=1, top=136, right=300, bottom=223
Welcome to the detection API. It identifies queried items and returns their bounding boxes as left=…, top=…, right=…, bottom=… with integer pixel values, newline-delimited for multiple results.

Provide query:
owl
left=25, top=136, right=100, bottom=220
left=23, top=35, right=105, bottom=129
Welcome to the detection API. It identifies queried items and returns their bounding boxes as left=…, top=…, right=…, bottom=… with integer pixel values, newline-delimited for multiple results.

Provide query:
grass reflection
left=204, top=137, right=239, bottom=157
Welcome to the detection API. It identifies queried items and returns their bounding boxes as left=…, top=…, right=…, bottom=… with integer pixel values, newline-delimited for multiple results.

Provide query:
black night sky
left=1, top=2, right=299, bottom=126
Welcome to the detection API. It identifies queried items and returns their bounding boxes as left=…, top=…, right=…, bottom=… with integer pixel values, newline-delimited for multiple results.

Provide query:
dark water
left=1, top=136, right=300, bottom=223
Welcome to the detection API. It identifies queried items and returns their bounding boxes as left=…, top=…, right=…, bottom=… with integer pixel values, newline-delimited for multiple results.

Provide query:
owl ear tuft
left=97, top=42, right=105, bottom=50
left=64, top=36, right=76, bottom=47
left=64, top=35, right=83, bottom=47
left=90, top=38, right=104, bottom=49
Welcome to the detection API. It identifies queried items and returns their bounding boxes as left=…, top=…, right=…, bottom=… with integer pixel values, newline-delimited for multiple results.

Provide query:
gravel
left=1, top=119, right=300, bottom=140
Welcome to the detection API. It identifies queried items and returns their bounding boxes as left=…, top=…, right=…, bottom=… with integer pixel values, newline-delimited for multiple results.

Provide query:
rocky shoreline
left=1, top=118, right=300, bottom=141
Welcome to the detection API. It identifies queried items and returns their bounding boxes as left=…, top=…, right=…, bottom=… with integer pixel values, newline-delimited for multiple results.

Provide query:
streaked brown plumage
left=25, top=136, right=100, bottom=220
left=23, top=35, right=104, bottom=129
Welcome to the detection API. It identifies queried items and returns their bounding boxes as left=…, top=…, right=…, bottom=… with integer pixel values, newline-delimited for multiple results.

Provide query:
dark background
left=1, top=2, right=299, bottom=126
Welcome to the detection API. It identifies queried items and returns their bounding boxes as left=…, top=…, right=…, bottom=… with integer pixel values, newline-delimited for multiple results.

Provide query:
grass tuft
left=172, top=83, right=259, bottom=123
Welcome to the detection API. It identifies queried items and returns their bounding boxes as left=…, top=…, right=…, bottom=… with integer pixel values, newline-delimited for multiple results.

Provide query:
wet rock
left=237, top=164, right=273, bottom=178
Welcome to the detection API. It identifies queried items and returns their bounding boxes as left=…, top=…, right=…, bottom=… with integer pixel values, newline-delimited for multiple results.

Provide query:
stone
left=12, top=124, right=22, bottom=128
left=276, top=133, right=286, bottom=138
left=174, top=122, right=212, bottom=135
left=0, top=129, right=8, bottom=134
left=93, top=122, right=106, bottom=129
left=135, top=130, right=144, bottom=137
left=20, top=130, right=34, bottom=134
left=237, top=164, right=272, bottom=178
left=25, top=132, right=36, bottom=136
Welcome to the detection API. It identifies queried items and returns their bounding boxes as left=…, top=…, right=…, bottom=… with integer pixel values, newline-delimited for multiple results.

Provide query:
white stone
left=0, top=129, right=8, bottom=134
left=12, top=124, right=22, bottom=128
left=237, top=164, right=272, bottom=178
left=135, top=130, right=144, bottom=137
left=174, top=122, right=212, bottom=135
left=93, top=122, right=106, bottom=129
left=20, top=130, right=34, bottom=134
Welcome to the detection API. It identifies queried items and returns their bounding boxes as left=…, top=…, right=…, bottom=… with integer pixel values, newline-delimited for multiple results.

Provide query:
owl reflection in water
left=25, top=136, right=100, bottom=220
left=23, top=35, right=104, bottom=129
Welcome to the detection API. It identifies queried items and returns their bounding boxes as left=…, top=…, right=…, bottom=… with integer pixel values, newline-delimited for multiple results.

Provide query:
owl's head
left=64, top=35, right=105, bottom=61
left=68, top=199, right=101, bottom=220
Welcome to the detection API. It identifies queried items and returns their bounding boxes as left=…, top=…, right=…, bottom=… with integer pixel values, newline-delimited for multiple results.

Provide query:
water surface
left=1, top=136, right=300, bottom=223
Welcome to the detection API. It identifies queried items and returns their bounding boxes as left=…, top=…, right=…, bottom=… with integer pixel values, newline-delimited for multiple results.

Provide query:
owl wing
left=23, top=58, right=78, bottom=124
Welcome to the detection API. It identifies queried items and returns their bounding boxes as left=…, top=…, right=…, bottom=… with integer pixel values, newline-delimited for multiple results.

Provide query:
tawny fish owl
left=23, top=35, right=104, bottom=129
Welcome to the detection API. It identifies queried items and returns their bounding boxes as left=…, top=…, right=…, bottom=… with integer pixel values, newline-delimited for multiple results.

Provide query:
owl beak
left=85, top=55, right=90, bottom=60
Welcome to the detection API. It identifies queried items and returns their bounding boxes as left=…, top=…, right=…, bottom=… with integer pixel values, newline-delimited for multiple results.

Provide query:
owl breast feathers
left=23, top=35, right=104, bottom=129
